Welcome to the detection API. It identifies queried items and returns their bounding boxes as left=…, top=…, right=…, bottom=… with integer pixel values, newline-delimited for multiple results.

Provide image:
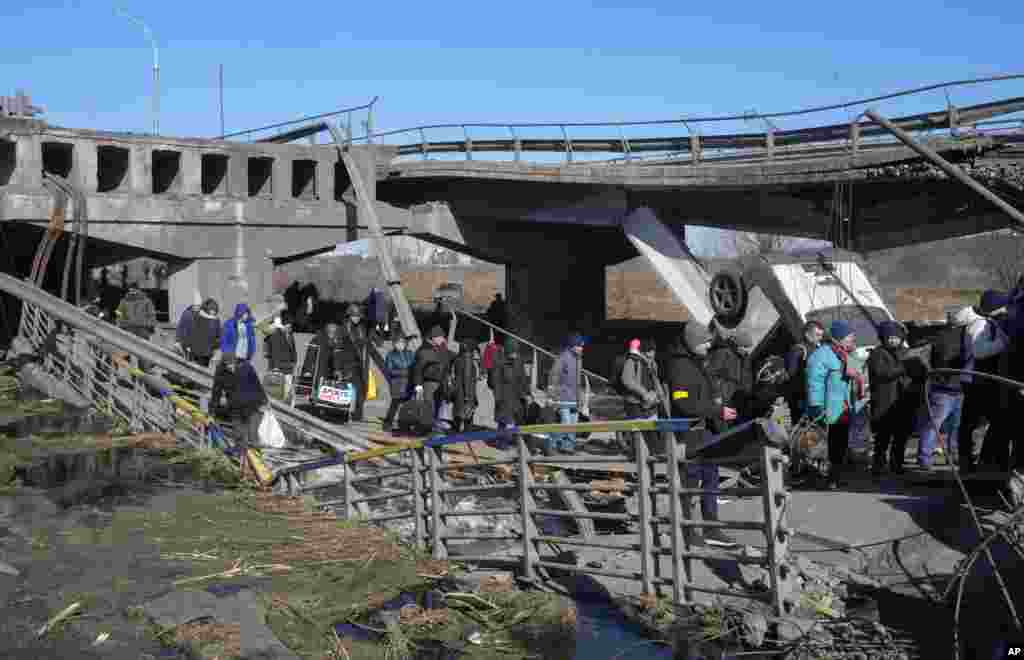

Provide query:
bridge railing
left=311, top=419, right=796, bottom=615
left=348, top=76, right=1024, bottom=164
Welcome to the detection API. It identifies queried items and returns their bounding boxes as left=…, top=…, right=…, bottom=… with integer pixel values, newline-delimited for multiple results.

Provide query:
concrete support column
left=181, top=149, right=201, bottom=196
left=13, top=133, right=41, bottom=188
left=505, top=259, right=605, bottom=352
left=169, top=255, right=273, bottom=321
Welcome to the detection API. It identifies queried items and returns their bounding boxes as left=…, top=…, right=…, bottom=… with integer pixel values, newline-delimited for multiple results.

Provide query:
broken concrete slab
left=143, top=588, right=300, bottom=660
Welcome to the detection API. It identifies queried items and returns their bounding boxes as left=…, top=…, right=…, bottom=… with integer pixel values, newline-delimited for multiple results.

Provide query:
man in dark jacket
left=176, top=298, right=221, bottom=367
left=382, top=334, right=416, bottom=432
left=491, top=337, right=530, bottom=433
left=265, top=310, right=297, bottom=372
left=784, top=321, right=825, bottom=422
left=707, top=328, right=755, bottom=429
left=209, top=354, right=268, bottom=482
left=412, top=326, right=456, bottom=432
left=450, top=343, right=479, bottom=433
left=116, top=283, right=157, bottom=371
left=339, top=303, right=370, bottom=422
left=867, top=321, right=919, bottom=476
left=665, top=322, right=738, bottom=548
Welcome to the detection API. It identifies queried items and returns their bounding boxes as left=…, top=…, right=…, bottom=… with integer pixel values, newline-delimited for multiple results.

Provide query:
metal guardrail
left=315, top=419, right=795, bottom=614
left=0, top=272, right=384, bottom=456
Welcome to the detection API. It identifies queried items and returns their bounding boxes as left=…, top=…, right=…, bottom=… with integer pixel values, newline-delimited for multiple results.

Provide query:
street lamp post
left=114, top=5, right=159, bottom=136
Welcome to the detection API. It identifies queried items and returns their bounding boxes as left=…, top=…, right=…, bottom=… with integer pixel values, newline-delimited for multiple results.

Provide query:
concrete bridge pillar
left=168, top=255, right=275, bottom=329
left=505, top=259, right=606, bottom=353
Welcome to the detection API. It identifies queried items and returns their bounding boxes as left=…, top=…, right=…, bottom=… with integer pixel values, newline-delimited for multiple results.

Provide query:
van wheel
left=709, top=271, right=747, bottom=322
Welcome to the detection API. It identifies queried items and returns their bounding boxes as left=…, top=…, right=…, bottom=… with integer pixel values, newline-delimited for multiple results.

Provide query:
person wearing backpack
left=618, top=338, right=662, bottom=453
left=664, top=323, right=738, bottom=547
left=546, top=333, right=587, bottom=455
left=116, top=283, right=158, bottom=370
left=784, top=321, right=824, bottom=422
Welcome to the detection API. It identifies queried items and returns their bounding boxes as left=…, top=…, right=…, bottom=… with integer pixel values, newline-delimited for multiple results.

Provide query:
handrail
left=451, top=304, right=610, bottom=384
left=385, top=96, right=1024, bottom=158
left=0, top=273, right=381, bottom=455
left=347, top=74, right=1024, bottom=143
left=218, top=97, right=379, bottom=140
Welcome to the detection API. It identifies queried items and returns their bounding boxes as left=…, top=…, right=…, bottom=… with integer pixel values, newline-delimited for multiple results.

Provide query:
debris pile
left=625, top=552, right=917, bottom=660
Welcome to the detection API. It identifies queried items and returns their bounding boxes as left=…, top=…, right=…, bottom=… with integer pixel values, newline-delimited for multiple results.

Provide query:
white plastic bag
left=257, top=410, right=287, bottom=448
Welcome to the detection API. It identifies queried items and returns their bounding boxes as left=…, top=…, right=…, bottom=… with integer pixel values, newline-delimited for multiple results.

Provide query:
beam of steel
left=864, top=108, right=1024, bottom=232
left=390, top=96, right=1024, bottom=157
left=326, top=123, right=421, bottom=341
left=0, top=272, right=377, bottom=454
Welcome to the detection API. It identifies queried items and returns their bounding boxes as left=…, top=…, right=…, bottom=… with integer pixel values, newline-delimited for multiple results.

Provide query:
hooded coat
left=492, top=350, right=530, bottom=423
left=450, top=348, right=479, bottom=421
left=664, top=335, right=723, bottom=427
left=806, top=342, right=856, bottom=424
left=384, top=346, right=416, bottom=399
left=178, top=305, right=221, bottom=359
left=264, top=318, right=297, bottom=373
left=867, top=330, right=913, bottom=422
left=220, top=304, right=256, bottom=360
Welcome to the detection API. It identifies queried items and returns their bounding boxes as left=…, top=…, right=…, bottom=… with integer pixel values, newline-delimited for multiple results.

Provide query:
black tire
left=708, top=271, right=747, bottom=323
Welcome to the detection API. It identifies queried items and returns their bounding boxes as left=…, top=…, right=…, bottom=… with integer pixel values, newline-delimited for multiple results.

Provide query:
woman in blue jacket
left=382, top=334, right=417, bottom=432
left=221, top=303, right=256, bottom=362
left=806, top=319, right=865, bottom=489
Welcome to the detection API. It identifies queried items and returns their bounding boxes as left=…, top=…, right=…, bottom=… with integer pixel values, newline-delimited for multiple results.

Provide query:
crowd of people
left=85, top=278, right=1024, bottom=514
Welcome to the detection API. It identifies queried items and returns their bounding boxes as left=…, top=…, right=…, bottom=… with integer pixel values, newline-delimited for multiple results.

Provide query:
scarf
left=831, top=340, right=865, bottom=403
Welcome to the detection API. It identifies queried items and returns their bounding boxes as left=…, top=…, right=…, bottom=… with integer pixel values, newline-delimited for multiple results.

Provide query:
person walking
left=619, top=338, right=662, bottom=454
left=220, top=304, right=257, bottom=363
left=955, top=295, right=1009, bottom=472
left=176, top=298, right=221, bottom=367
left=664, top=323, right=738, bottom=548
left=209, top=354, right=268, bottom=482
left=546, top=333, right=587, bottom=455
left=784, top=321, right=825, bottom=422
left=867, top=321, right=920, bottom=477
left=264, top=310, right=297, bottom=400
left=382, top=334, right=416, bottom=432
left=491, top=337, right=530, bottom=437
left=915, top=307, right=974, bottom=472
left=412, top=326, right=456, bottom=433
left=806, top=319, right=865, bottom=489
left=337, top=304, right=370, bottom=422
left=116, top=282, right=157, bottom=370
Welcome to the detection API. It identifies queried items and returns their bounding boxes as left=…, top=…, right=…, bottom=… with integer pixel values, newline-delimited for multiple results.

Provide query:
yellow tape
left=672, top=390, right=689, bottom=400
left=346, top=440, right=424, bottom=463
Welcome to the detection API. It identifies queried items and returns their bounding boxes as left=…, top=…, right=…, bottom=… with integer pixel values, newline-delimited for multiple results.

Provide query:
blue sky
left=4, top=0, right=1023, bottom=254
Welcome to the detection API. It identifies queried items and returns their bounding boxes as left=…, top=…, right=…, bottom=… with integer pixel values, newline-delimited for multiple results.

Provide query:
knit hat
left=640, top=338, right=657, bottom=353
left=628, top=338, right=641, bottom=351
left=830, top=319, right=853, bottom=342
left=427, top=325, right=445, bottom=339
left=567, top=333, right=586, bottom=348
left=878, top=320, right=904, bottom=340
left=504, top=337, right=517, bottom=354
left=683, top=322, right=712, bottom=353
left=947, top=306, right=978, bottom=327
left=978, top=290, right=1010, bottom=315
left=347, top=303, right=361, bottom=316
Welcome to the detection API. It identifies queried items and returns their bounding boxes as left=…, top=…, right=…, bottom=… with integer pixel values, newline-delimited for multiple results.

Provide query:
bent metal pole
left=326, top=122, right=421, bottom=340
left=864, top=108, right=1024, bottom=231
